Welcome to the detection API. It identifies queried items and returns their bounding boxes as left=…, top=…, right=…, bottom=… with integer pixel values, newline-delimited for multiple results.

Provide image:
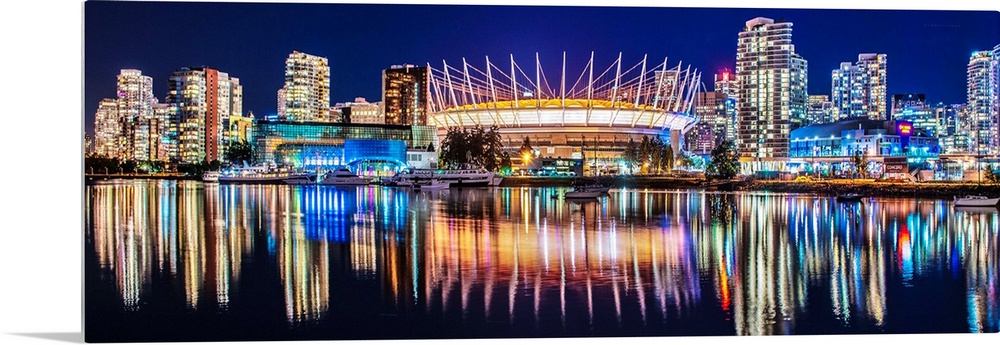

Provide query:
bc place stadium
left=426, top=52, right=701, bottom=175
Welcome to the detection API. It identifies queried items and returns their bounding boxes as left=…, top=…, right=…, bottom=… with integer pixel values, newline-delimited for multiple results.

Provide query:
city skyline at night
left=83, top=2, right=1000, bottom=136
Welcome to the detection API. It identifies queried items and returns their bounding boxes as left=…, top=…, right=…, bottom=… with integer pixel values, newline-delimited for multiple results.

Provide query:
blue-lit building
left=790, top=118, right=939, bottom=160
left=252, top=121, right=436, bottom=176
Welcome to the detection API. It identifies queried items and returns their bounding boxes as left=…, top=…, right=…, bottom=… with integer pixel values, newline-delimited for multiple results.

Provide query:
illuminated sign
left=898, top=124, right=911, bottom=135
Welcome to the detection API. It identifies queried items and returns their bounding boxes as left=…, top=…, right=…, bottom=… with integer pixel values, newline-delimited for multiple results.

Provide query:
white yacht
left=283, top=175, right=317, bottom=185
left=319, top=168, right=369, bottom=186
left=953, top=195, right=1000, bottom=207
left=202, top=171, right=220, bottom=183
left=218, top=162, right=313, bottom=184
left=413, top=179, right=450, bottom=190
left=392, top=168, right=502, bottom=188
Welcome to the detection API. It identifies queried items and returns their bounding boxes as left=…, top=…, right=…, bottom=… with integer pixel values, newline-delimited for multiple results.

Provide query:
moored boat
left=565, top=189, right=604, bottom=199
left=953, top=195, right=1000, bottom=207
left=318, top=168, right=369, bottom=185
left=835, top=193, right=864, bottom=202
left=392, top=168, right=500, bottom=188
left=413, top=179, right=450, bottom=190
left=202, top=171, right=220, bottom=182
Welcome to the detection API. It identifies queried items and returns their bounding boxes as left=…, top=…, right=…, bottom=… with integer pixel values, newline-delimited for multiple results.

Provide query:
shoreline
left=85, top=174, right=1000, bottom=199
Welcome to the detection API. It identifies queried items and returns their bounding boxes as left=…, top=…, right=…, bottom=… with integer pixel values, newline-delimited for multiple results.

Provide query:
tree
left=650, top=137, right=663, bottom=174
left=853, top=150, right=869, bottom=178
left=519, top=137, right=534, bottom=160
left=500, top=152, right=512, bottom=173
left=986, top=169, right=1000, bottom=184
left=639, top=136, right=652, bottom=174
left=426, top=142, right=435, bottom=152
left=705, top=140, right=740, bottom=181
left=437, top=125, right=506, bottom=172
left=622, top=138, right=640, bottom=174
left=665, top=145, right=674, bottom=172
left=225, top=139, right=253, bottom=165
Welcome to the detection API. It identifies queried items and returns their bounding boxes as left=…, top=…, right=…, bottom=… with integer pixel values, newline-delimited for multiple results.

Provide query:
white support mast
left=585, top=51, right=594, bottom=126
left=560, top=51, right=566, bottom=126
left=608, top=52, right=623, bottom=127
left=442, top=60, right=464, bottom=127
left=647, top=58, right=670, bottom=128
left=535, top=52, right=542, bottom=127
left=486, top=56, right=506, bottom=127
left=511, top=54, right=520, bottom=127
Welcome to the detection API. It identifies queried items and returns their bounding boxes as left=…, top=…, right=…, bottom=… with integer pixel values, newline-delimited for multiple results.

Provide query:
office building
left=382, top=64, right=429, bottom=125
left=284, top=51, right=330, bottom=122
left=736, top=17, right=808, bottom=167
left=832, top=53, right=888, bottom=121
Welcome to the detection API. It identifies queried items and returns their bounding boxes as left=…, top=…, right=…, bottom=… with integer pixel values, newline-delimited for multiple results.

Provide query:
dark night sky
left=83, top=1, right=999, bottom=135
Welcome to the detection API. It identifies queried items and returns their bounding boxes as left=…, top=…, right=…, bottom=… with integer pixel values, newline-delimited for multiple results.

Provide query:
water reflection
left=87, top=182, right=1000, bottom=335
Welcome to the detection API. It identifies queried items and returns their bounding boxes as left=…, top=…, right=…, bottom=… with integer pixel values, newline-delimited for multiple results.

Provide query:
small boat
left=319, top=168, right=369, bottom=186
left=202, top=171, right=220, bottom=183
left=565, top=189, right=603, bottom=199
left=413, top=179, right=450, bottom=190
left=283, top=175, right=316, bottom=185
left=953, top=206, right=999, bottom=214
left=836, top=193, right=864, bottom=202
left=953, top=195, right=1000, bottom=207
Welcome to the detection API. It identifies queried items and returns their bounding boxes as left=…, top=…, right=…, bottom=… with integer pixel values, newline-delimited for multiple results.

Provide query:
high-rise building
left=94, top=98, right=120, bottom=159
left=382, top=64, right=429, bottom=126
left=832, top=54, right=888, bottom=121
left=84, top=133, right=93, bottom=157
left=284, top=51, right=330, bottom=122
left=151, top=102, right=176, bottom=161
left=168, top=67, right=243, bottom=163
left=714, top=70, right=737, bottom=98
left=694, top=91, right=728, bottom=148
left=277, top=86, right=287, bottom=119
left=967, top=49, right=998, bottom=155
left=714, top=70, right=739, bottom=142
left=116, top=69, right=156, bottom=161
left=807, top=95, right=836, bottom=124
left=736, top=17, right=808, bottom=164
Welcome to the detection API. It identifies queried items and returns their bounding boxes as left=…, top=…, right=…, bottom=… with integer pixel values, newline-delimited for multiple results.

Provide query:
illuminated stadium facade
left=427, top=52, right=701, bottom=174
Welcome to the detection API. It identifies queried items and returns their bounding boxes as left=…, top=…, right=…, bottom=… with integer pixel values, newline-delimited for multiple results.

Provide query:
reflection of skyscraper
left=383, top=64, right=429, bottom=125
left=736, top=17, right=808, bottom=163
left=284, top=51, right=331, bottom=122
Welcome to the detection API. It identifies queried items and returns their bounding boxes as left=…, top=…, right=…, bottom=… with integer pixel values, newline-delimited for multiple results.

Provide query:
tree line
left=438, top=125, right=511, bottom=172
left=85, top=139, right=253, bottom=176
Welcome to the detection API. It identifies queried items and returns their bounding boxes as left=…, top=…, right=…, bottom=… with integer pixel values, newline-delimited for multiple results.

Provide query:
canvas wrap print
left=83, top=1, right=1000, bottom=342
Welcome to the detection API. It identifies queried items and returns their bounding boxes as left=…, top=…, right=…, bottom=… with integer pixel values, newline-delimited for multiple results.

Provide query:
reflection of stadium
left=427, top=53, right=701, bottom=174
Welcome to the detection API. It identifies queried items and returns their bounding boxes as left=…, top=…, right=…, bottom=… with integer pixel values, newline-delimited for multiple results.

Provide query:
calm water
left=84, top=180, right=1000, bottom=342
